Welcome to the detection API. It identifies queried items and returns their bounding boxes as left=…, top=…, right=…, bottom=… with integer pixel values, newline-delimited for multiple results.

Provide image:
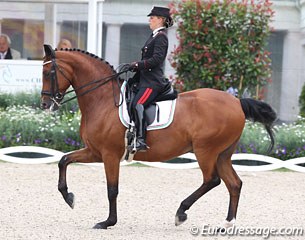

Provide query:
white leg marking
left=223, top=218, right=236, bottom=228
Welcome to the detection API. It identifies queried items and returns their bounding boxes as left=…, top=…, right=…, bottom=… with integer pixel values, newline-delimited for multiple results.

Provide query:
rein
left=42, top=58, right=129, bottom=107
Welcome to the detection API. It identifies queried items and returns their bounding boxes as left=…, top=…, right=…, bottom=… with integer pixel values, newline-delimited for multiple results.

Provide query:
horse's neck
left=71, top=60, right=118, bottom=118
left=76, top=82, right=116, bottom=116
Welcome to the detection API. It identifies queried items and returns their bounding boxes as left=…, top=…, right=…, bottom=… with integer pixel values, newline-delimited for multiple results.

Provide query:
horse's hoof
left=175, top=213, right=187, bottom=226
left=66, top=192, right=75, bottom=209
left=93, top=222, right=108, bottom=229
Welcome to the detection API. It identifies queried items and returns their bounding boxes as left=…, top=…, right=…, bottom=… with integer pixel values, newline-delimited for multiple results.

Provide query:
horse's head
left=41, top=44, right=73, bottom=111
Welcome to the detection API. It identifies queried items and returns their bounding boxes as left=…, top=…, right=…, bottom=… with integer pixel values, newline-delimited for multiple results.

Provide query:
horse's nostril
left=41, top=102, right=48, bottom=109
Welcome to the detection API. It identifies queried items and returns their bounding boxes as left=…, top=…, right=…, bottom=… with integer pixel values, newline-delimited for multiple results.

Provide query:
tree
left=169, top=0, right=274, bottom=98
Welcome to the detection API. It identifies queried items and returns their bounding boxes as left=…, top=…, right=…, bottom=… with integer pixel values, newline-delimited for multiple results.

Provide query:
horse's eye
left=43, top=70, right=50, bottom=78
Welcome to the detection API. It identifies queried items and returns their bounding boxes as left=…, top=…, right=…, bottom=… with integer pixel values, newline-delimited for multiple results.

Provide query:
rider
left=128, top=6, right=174, bottom=152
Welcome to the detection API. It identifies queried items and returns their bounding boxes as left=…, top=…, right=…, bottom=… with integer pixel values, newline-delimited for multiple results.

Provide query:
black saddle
left=125, top=80, right=178, bottom=126
left=155, top=82, right=178, bottom=102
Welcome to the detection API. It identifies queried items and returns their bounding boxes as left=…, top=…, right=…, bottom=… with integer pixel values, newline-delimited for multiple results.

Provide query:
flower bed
left=0, top=105, right=82, bottom=152
left=0, top=92, right=304, bottom=160
left=237, top=119, right=305, bottom=160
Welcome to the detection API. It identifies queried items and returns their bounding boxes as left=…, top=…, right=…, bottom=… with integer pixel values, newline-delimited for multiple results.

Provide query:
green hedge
left=1, top=92, right=305, bottom=160
left=0, top=92, right=81, bottom=152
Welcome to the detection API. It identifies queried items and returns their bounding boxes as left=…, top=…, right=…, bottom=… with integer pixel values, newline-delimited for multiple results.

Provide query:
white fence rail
left=0, top=146, right=305, bottom=172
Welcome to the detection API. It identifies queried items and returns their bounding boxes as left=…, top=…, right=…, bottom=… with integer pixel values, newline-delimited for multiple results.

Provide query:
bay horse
left=41, top=45, right=276, bottom=229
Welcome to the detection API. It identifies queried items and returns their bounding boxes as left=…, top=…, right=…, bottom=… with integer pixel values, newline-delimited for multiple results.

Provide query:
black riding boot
left=134, top=104, right=148, bottom=152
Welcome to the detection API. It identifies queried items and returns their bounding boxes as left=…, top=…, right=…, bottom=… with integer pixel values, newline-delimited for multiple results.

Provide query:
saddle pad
left=119, top=82, right=177, bottom=131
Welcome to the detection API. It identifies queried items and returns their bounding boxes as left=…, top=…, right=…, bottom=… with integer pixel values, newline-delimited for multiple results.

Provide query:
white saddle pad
left=118, top=82, right=177, bottom=131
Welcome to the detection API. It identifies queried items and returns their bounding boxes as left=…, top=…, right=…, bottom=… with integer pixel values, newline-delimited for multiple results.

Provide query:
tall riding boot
left=134, top=104, right=148, bottom=152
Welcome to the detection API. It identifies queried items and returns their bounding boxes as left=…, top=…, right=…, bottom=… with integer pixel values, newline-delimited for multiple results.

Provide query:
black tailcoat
left=137, top=29, right=169, bottom=90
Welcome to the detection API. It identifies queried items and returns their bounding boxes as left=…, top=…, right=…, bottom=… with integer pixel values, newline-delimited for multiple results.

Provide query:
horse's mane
left=55, top=48, right=115, bottom=73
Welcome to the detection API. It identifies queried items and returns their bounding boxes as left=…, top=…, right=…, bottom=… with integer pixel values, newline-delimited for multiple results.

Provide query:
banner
left=0, top=60, right=42, bottom=93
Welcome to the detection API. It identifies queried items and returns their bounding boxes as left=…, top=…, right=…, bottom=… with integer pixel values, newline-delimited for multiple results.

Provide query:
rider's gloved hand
left=128, top=62, right=138, bottom=72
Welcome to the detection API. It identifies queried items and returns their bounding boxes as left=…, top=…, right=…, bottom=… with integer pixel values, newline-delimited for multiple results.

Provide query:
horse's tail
left=240, top=98, right=277, bottom=153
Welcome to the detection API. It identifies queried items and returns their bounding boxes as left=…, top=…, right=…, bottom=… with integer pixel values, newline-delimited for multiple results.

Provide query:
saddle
left=120, top=80, right=178, bottom=128
left=127, top=81, right=177, bottom=125
left=119, top=79, right=178, bottom=161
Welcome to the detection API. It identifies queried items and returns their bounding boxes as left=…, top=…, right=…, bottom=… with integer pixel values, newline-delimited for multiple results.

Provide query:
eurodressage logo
left=189, top=224, right=304, bottom=239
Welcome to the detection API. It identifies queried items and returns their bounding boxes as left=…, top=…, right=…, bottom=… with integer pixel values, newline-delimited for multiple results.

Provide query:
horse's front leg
left=58, top=148, right=101, bottom=209
left=93, top=155, right=120, bottom=229
left=58, top=155, right=75, bottom=209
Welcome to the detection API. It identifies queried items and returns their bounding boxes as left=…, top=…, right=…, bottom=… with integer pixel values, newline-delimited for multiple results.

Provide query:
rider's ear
left=44, top=44, right=56, bottom=58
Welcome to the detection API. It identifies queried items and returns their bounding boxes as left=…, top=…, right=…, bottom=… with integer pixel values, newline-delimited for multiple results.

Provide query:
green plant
left=169, top=0, right=274, bottom=97
left=236, top=118, right=305, bottom=160
left=0, top=92, right=41, bottom=109
left=0, top=105, right=82, bottom=152
left=299, top=83, right=305, bottom=117
left=0, top=91, right=79, bottom=152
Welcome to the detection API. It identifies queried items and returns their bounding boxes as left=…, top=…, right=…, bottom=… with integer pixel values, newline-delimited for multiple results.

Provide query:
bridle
left=41, top=59, right=70, bottom=106
left=41, top=57, right=128, bottom=108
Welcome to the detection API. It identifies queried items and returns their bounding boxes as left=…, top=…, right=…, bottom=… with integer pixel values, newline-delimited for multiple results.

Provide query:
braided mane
left=55, top=48, right=115, bottom=72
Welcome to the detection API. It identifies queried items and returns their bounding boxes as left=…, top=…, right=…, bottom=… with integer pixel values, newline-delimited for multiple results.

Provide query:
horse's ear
left=44, top=44, right=55, bottom=58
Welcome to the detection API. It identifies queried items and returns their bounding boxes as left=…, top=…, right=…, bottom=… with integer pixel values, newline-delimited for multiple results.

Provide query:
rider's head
left=147, top=6, right=173, bottom=30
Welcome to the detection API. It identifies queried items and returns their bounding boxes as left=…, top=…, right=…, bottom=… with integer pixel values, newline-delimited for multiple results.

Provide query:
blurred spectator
left=57, top=39, right=72, bottom=49
left=0, top=34, right=21, bottom=59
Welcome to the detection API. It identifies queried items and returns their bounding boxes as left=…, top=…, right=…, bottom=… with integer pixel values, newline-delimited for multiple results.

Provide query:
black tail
left=240, top=98, right=277, bottom=153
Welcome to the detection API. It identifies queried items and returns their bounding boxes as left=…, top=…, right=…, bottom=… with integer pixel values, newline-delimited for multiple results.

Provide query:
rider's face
left=149, top=16, right=164, bottom=31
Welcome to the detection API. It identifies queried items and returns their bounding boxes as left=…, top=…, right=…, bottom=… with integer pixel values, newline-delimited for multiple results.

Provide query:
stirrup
left=135, top=139, right=149, bottom=152
left=135, top=144, right=148, bottom=152
left=127, top=140, right=149, bottom=153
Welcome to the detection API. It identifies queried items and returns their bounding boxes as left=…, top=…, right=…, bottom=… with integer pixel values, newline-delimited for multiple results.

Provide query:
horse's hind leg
left=58, top=148, right=101, bottom=208
left=175, top=150, right=220, bottom=226
left=216, top=141, right=242, bottom=227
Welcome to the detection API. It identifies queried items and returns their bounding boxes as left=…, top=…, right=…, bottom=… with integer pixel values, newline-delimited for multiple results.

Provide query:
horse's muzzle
left=41, top=98, right=59, bottom=111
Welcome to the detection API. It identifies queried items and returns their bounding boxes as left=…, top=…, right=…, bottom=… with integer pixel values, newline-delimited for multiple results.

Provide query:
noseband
left=41, top=59, right=68, bottom=107
left=42, top=57, right=128, bottom=107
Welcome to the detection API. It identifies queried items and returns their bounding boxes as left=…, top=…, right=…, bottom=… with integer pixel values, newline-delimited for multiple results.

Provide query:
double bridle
left=41, top=58, right=128, bottom=108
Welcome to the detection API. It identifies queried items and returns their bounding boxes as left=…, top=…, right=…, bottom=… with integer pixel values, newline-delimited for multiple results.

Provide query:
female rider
left=129, top=6, right=173, bottom=152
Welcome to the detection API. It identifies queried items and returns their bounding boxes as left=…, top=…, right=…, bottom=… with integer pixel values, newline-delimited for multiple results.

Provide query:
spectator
left=57, top=39, right=72, bottom=49
left=0, top=34, right=21, bottom=59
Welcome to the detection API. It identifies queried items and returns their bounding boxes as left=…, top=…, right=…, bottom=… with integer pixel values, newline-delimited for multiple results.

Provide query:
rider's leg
left=133, top=103, right=148, bottom=151
left=131, top=87, right=159, bottom=152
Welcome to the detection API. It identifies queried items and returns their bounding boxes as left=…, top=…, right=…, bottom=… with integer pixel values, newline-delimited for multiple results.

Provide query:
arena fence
left=0, top=146, right=305, bottom=172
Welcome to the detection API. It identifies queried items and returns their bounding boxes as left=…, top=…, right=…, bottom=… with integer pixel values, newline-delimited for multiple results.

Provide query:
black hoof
left=93, top=219, right=117, bottom=229
left=175, top=213, right=187, bottom=226
left=93, top=223, right=107, bottom=229
left=93, top=222, right=110, bottom=229
left=65, top=192, right=75, bottom=209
